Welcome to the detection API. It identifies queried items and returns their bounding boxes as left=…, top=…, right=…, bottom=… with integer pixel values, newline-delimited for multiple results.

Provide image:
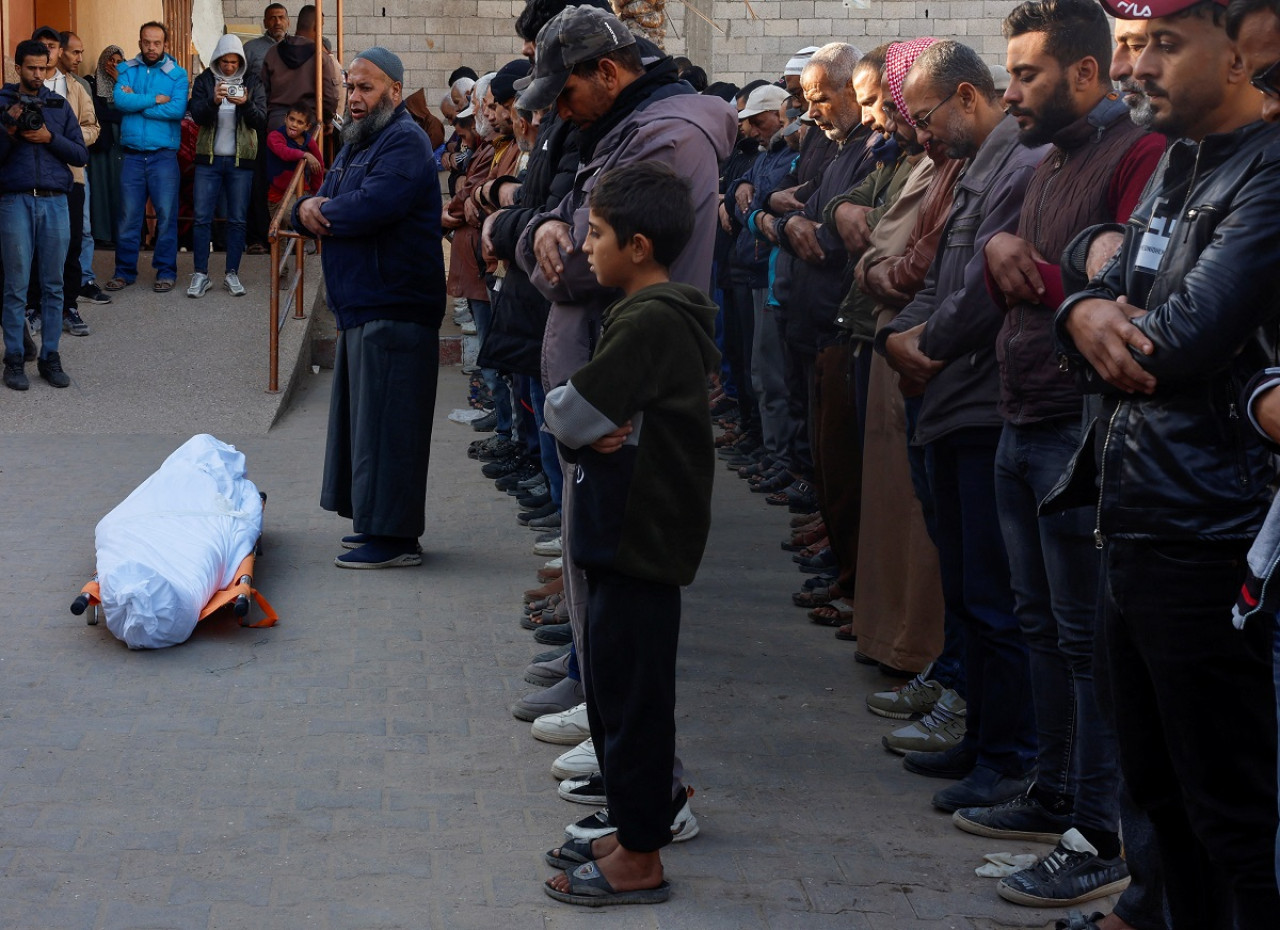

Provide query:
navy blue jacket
left=729, top=137, right=795, bottom=288
left=294, top=105, right=445, bottom=330
left=0, top=84, right=88, bottom=194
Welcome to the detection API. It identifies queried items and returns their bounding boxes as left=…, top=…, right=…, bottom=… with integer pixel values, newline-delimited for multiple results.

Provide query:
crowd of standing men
left=6, top=0, right=1280, bottom=924
left=1, top=4, right=343, bottom=392
left=381, top=0, right=1280, bottom=922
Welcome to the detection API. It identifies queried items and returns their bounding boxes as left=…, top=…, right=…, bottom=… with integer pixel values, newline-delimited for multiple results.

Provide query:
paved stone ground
left=0, top=279, right=1113, bottom=928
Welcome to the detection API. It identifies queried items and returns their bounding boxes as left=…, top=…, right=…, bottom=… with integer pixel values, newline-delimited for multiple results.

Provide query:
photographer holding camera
left=187, top=33, right=266, bottom=298
left=0, top=39, right=87, bottom=391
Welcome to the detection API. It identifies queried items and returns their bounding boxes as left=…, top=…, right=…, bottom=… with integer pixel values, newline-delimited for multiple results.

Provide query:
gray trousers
left=321, top=318, right=439, bottom=539
left=752, top=288, right=795, bottom=465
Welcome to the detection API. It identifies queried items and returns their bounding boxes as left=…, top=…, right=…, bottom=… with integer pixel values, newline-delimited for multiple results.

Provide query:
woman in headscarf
left=86, top=45, right=125, bottom=248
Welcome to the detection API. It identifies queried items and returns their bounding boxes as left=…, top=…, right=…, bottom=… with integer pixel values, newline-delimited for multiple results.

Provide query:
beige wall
left=77, top=0, right=163, bottom=76
left=220, top=0, right=1018, bottom=108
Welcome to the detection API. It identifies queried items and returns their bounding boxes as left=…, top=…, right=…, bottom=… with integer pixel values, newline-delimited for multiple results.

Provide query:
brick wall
left=223, top=0, right=1018, bottom=106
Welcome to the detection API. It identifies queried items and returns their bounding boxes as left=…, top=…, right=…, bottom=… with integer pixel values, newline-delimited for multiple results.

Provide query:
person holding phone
left=187, top=33, right=266, bottom=298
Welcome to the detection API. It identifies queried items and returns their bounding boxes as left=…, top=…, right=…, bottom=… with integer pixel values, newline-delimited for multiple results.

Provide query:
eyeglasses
left=1251, top=59, right=1280, bottom=100
left=912, top=88, right=957, bottom=130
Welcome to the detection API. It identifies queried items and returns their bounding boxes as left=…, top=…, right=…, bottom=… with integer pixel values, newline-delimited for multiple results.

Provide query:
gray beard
left=341, top=97, right=396, bottom=147
left=1119, top=80, right=1155, bottom=129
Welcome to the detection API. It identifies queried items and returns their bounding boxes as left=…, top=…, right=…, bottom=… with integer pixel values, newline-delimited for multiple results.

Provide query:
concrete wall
left=221, top=0, right=1017, bottom=106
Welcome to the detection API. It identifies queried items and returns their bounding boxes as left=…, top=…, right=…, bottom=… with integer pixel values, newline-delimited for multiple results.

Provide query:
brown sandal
left=808, top=603, right=852, bottom=626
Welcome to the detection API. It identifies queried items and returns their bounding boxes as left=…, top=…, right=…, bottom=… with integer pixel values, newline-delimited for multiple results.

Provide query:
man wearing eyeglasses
left=875, top=39, right=1048, bottom=814
left=1049, top=0, right=1280, bottom=924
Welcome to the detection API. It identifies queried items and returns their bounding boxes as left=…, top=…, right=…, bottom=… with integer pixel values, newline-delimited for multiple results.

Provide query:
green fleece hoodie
left=543, top=281, right=721, bottom=586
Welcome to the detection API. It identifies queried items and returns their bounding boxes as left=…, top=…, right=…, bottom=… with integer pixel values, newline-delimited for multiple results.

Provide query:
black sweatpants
left=580, top=568, right=681, bottom=853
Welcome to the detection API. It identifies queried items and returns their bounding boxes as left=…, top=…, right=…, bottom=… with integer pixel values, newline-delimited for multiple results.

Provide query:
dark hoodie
left=261, top=35, right=340, bottom=131
left=543, top=282, right=721, bottom=586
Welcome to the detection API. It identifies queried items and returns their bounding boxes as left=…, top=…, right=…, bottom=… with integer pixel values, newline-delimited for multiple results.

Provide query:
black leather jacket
left=1051, top=120, right=1280, bottom=542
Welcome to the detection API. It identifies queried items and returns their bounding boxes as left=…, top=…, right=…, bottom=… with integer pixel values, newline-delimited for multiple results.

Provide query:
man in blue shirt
left=105, top=21, right=188, bottom=294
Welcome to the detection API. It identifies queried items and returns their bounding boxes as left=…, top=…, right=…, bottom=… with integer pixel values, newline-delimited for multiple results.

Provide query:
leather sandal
left=809, top=603, right=852, bottom=626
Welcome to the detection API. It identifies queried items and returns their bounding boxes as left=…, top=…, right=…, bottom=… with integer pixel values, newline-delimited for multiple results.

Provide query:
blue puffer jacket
left=0, top=84, right=88, bottom=193
left=113, top=53, right=189, bottom=152
left=293, top=105, right=445, bottom=331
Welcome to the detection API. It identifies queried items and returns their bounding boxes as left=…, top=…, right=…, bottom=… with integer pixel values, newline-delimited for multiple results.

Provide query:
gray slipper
left=543, top=861, right=670, bottom=907
left=544, top=836, right=596, bottom=870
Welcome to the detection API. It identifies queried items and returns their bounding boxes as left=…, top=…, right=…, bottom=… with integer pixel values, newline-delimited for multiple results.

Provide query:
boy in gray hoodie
left=541, top=162, right=719, bottom=907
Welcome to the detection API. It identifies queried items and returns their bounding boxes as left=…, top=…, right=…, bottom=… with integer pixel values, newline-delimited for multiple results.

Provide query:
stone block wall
left=222, top=0, right=1019, bottom=107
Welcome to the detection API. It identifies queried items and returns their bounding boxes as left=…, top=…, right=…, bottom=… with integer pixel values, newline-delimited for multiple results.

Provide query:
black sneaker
left=902, top=741, right=977, bottom=780
left=78, top=282, right=112, bottom=304
left=37, top=351, right=70, bottom=388
left=564, top=788, right=699, bottom=842
left=481, top=454, right=524, bottom=479
left=518, top=501, right=558, bottom=523
left=496, top=463, right=541, bottom=491
left=477, top=437, right=520, bottom=462
left=63, top=308, right=91, bottom=336
left=517, top=491, right=552, bottom=510
left=3, top=353, right=29, bottom=391
left=997, top=828, right=1131, bottom=907
left=471, top=409, right=498, bottom=432
left=558, top=772, right=606, bottom=806
left=952, top=788, right=1074, bottom=843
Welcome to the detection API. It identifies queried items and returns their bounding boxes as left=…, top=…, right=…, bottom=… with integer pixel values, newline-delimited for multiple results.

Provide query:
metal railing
left=266, top=162, right=320, bottom=393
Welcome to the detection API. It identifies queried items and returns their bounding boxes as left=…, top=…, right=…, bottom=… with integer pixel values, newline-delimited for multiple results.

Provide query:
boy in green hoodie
left=541, top=161, right=720, bottom=907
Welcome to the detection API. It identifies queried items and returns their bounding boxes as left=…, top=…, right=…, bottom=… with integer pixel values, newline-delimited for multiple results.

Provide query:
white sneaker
left=565, top=791, right=700, bottom=843
left=187, top=272, right=211, bottom=298
left=533, top=535, right=562, bottom=557
left=532, top=701, right=590, bottom=745
left=543, top=557, right=563, bottom=570
left=551, top=737, right=598, bottom=780
left=460, top=320, right=477, bottom=335
left=224, top=271, right=246, bottom=297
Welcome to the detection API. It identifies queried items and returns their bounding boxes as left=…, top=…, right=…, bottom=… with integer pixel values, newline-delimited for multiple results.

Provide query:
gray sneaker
left=62, top=308, right=90, bottom=336
left=511, top=674, right=583, bottom=722
left=187, top=272, right=211, bottom=298
left=866, top=671, right=943, bottom=720
left=224, top=271, right=246, bottom=297
left=882, top=688, right=966, bottom=755
left=523, top=650, right=570, bottom=687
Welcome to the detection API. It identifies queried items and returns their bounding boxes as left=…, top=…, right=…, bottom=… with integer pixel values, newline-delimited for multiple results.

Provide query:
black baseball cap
left=516, top=5, right=636, bottom=111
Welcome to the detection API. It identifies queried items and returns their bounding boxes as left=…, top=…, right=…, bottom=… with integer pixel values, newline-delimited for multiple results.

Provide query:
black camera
left=13, top=94, right=64, bottom=133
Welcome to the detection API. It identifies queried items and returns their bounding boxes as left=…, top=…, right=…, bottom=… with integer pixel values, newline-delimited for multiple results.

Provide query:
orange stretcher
left=70, top=492, right=278, bottom=631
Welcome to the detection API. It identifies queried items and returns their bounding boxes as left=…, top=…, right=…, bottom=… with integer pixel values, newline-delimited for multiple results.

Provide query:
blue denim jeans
left=115, top=149, right=180, bottom=282
left=469, top=298, right=511, bottom=438
left=529, top=377, right=563, bottom=510
left=995, top=419, right=1119, bottom=834
left=905, top=396, right=966, bottom=695
left=80, top=172, right=95, bottom=284
left=926, top=429, right=1034, bottom=776
left=0, top=192, right=69, bottom=360
left=193, top=156, right=252, bottom=275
